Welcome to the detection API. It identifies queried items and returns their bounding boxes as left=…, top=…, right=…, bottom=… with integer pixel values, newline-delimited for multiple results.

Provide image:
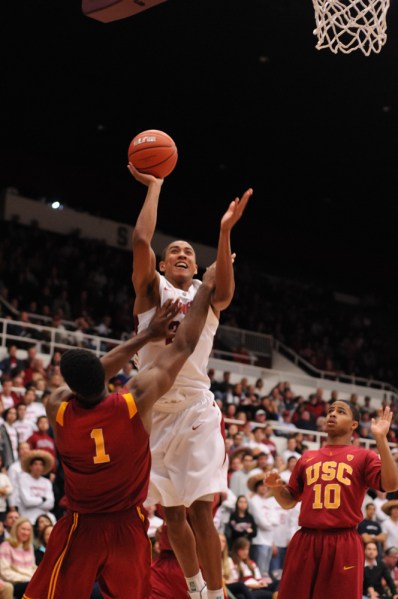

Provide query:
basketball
left=128, top=129, right=178, bottom=178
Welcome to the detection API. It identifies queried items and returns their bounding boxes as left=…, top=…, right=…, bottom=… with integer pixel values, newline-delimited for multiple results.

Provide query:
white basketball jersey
left=136, top=274, right=219, bottom=409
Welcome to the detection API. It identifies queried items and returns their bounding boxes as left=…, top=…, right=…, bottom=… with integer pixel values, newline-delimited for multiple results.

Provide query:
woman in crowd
left=230, top=537, right=278, bottom=599
left=228, top=495, right=257, bottom=549
left=32, top=513, right=55, bottom=548
left=34, top=524, right=53, bottom=566
left=220, top=532, right=255, bottom=599
left=0, top=516, right=37, bottom=598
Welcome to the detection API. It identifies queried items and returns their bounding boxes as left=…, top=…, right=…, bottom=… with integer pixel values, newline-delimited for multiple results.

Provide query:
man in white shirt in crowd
left=382, top=499, right=398, bottom=550
left=18, top=449, right=55, bottom=524
left=22, top=388, right=46, bottom=425
left=13, top=404, right=36, bottom=443
left=247, top=473, right=279, bottom=577
left=229, top=452, right=256, bottom=498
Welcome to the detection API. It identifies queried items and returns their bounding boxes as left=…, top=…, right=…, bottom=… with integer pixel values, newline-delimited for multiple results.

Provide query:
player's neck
left=165, top=274, right=193, bottom=291
left=325, top=433, right=353, bottom=446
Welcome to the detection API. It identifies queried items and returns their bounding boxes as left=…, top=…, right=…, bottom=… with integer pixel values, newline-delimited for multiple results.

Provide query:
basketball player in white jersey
left=128, top=162, right=252, bottom=599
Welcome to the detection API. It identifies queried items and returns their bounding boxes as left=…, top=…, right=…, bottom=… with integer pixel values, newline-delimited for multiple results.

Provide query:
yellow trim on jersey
left=48, top=512, right=79, bottom=599
left=123, top=392, right=137, bottom=419
left=56, top=401, right=69, bottom=427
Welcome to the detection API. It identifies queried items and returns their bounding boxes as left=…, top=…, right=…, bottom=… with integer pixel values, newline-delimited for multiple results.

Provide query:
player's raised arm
left=128, top=163, right=163, bottom=308
left=128, top=265, right=216, bottom=427
left=371, top=406, right=398, bottom=492
left=212, top=188, right=253, bottom=313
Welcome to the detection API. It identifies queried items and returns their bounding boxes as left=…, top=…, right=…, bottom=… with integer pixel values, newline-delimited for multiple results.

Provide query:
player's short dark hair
left=60, top=349, right=105, bottom=400
left=331, top=399, right=360, bottom=424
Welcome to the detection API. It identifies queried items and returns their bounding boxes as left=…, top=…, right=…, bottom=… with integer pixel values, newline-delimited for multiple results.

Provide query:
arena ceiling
left=2, top=0, right=398, bottom=295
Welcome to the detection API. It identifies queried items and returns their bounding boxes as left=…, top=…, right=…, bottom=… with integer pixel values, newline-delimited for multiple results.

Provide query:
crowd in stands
left=0, top=219, right=397, bottom=387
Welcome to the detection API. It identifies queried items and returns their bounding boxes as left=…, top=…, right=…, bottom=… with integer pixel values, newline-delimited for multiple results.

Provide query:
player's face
left=326, top=401, right=358, bottom=435
left=160, top=241, right=198, bottom=283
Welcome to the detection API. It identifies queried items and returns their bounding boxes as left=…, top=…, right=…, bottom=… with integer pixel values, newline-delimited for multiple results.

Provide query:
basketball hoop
left=312, top=0, right=391, bottom=55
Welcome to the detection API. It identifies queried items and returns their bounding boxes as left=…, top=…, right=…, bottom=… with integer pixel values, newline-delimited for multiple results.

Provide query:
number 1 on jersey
left=90, top=429, right=110, bottom=464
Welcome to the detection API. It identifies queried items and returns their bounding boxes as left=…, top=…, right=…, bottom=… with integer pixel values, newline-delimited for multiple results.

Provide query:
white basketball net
left=312, top=0, right=391, bottom=55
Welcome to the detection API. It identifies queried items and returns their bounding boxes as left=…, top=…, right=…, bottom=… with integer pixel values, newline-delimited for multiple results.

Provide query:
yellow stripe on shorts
left=48, top=512, right=79, bottom=599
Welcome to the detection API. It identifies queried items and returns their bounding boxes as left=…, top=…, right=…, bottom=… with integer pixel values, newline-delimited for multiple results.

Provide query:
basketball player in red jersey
left=264, top=400, right=398, bottom=599
left=129, top=163, right=252, bottom=599
left=22, top=266, right=216, bottom=599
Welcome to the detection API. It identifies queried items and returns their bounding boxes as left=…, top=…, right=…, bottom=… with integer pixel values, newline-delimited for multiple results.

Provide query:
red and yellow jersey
left=287, top=445, right=383, bottom=529
left=55, top=392, right=150, bottom=513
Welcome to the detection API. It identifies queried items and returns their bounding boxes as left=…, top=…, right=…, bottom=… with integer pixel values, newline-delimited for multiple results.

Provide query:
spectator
left=249, top=430, right=273, bottom=465
left=32, top=514, right=55, bottom=549
left=363, top=541, right=398, bottom=599
left=279, top=410, right=296, bottom=432
left=0, top=516, right=37, bottom=599
left=230, top=537, right=278, bottom=598
left=213, top=489, right=237, bottom=538
left=0, top=346, right=24, bottom=379
left=219, top=532, right=254, bottom=599
left=21, top=389, right=46, bottom=427
left=45, top=351, right=62, bottom=380
left=374, top=490, right=389, bottom=524
left=228, top=455, right=243, bottom=487
left=383, top=546, right=398, bottom=586
left=281, top=437, right=302, bottom=463
left=2, top=510, right=20, bottom=540
left=27, top=416, right=57, bottom=477
left=13, top=404, right=35, bottom=444
left=0, top=380, right=19, bottom=410
left=18, top=450, right=55, bottom=524
left=0, top=407, right=19, bottom=468
left=358, top=502, right=387, bottom=560
left=279, top=456, right=298, bottom=484
left=0, top=457, right=12, bottom=522
left=229, top=452, right=256, bottom=498
left=34, top=523, right=53, bottom=566
left=6, top=443, right=31, bottom=511
left=227, top=495, right=257, bottom=549
left=247, top=474, right=279, bottom=577
left=382, top=500, right=398, bottom=550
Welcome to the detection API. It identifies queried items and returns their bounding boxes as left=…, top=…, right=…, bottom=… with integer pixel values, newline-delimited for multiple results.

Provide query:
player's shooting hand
left=370, top=406, right=393, bottom=440
left=263, top=469, right=284, bottom=488
left=220, top=188, right=253, bottom=232
left=147, top=299, right=180, bottom=341
left=127, top=162, right=164, bottom=186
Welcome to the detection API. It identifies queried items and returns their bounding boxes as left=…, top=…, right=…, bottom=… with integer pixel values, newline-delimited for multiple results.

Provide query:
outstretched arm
left=263, top=470, right=298, bottom=509
left=100, top=299, right=180, bottom=381
left=128, top=163, right=163, bottom=310
left=128, top=265, right=216, bottom=429
left=212, top=188, right=253, bottom=313
left=371, top=406, right=398, bottom=492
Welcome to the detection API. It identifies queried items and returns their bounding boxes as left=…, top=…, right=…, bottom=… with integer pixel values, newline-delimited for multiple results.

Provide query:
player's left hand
left=147, top=299, right=180, bottom=341
left=370, top=406, right=393, bottom=439
left=220, top=188, right=253, bottom=232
